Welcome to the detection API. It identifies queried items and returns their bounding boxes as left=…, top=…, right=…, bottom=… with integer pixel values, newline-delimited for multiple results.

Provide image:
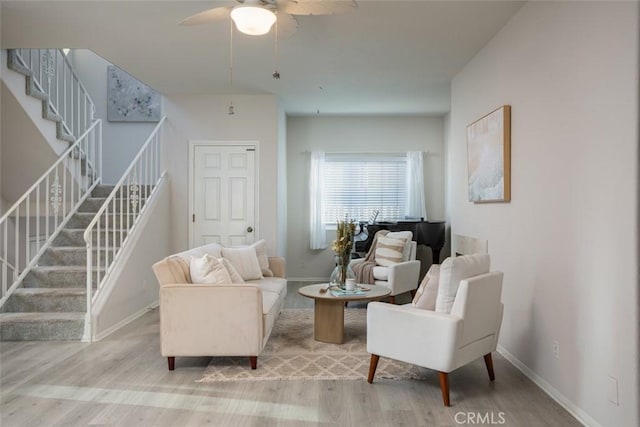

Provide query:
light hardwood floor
left=1, top=282, right=581, bottom=426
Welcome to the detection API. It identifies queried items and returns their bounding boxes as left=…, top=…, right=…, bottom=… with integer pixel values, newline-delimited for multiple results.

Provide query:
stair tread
left=0, top=312, right=85, bottom=322
left=31, top=266, right=105, bottom=272
left=13, top=288, right=88, bottom=296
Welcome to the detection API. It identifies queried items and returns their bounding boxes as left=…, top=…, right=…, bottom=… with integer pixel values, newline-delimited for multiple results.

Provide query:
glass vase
left=330, top=256, right=355, bottom=290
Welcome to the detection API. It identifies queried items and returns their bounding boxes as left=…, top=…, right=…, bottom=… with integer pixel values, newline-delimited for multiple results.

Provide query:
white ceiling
left=1, top=1, right=525, bottom=115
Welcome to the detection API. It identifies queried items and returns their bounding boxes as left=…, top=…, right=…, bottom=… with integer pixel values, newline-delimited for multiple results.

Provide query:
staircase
left=6, top=49, right=94, bottom=145
left=0, top=185, right=144, bottom=340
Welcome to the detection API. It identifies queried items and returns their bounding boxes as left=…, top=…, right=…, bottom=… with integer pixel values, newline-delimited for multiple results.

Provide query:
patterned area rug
left=197, top=308, right=429, bottom=382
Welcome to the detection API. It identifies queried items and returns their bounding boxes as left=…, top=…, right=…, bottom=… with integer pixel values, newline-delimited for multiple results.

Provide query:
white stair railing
left=11, top=49, right=95, bottom=139
left=0, top=120, right=102, bottom=303
left=84, top=116, right=165, bottom=339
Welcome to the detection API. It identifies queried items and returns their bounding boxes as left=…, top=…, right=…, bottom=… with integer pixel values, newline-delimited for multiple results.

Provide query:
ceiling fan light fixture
left=230, top=5, right=276, bottom=36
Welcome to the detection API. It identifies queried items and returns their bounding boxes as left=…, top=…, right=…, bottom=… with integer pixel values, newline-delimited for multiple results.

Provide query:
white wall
left=277, top=106, right=287, bottom=258
left=447, top=2, right=638, bottom=426
left=286, top=115, right=445, bottom=279
left=71, top=50, right=158, bottom=184
left=93, top=176, right=170, bottom=339
left=162, top=94, right=280, bottom=256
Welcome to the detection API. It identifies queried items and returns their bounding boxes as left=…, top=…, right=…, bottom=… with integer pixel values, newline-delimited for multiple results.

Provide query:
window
left=322, top=154, right=407, bottom=224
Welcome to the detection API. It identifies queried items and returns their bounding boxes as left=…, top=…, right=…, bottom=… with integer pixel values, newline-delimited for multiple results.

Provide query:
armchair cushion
left=190, top=254, right=232, bottom=284
left=412, top=264, right=440, bottom=310
left=375, top=235, right=408, bottom=266
left=222, top=246, right=264, bottom=281
left=435, top=254, right=490, bottom=313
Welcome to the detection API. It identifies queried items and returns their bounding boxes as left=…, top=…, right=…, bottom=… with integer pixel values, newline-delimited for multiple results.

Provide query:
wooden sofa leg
left=167, top=357, right=175, bottom=371
left=250, top=356, right=257, bottom=370
left=438, top=371, right=450, bottom=406
left=409, top=289, right=416, bottom=298
left=367, top=354, right=380, bottom=384
left=484, top=353, right=495, bottom=381
left=389, top=296, right=396, bottom=304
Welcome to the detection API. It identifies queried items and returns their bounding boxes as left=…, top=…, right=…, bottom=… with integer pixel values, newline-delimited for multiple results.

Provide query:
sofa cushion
left=435, top=254, right=490, bottom=313
left=176, top=242, right=223, bottom=261
left=190, top=254, right=232, bottom=284
left=222, top=246, right=263, bottom=281
left=375, top=235, right=408, bottom=266
left=246, top=276, right=287, bottom=295
left=221, top=258, right=245, bottom=283
left=412, top=264, right=440, bottom=310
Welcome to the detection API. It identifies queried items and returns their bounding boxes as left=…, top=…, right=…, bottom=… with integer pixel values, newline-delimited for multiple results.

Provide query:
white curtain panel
left=405, top=151, right=427, bottom=220
left=309, top=151, right=328, bottom=249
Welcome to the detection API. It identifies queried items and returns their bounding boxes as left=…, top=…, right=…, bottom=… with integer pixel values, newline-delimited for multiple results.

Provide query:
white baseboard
left=93, top=301, right=159, bottom=342
left=497, top=345, right=600, bottom=427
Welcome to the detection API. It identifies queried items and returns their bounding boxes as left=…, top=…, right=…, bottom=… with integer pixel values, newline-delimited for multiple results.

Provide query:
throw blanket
left=352, top=230, right=389, bottom=284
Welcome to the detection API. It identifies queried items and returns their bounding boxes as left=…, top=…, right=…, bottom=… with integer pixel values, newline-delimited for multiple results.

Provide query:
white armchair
left=366, top=258, right=503, bottom=406
left=351, top=240, right=421, bottom=303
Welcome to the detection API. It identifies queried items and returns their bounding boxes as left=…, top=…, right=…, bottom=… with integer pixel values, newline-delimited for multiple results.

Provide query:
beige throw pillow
left=251, top=240, right=273, bottom=277
left=222, top=246, right=264, bottom=281
left=375, top=236, right=407, bottom=267
left=412, top=264, right=440, bottom=310
left=190, top=254, right=232, bottom=284
left=221, top=258, right=245, bottom=284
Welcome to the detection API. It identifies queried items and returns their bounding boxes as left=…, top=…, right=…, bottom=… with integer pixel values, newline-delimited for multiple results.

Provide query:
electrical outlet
left=552, top=340, right=560, bottom=360
left=607, top=376, right=619, bottom=405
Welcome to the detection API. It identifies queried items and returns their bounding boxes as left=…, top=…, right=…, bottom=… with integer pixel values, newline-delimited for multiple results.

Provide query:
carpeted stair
left=0, top=185, right=139, bottom=341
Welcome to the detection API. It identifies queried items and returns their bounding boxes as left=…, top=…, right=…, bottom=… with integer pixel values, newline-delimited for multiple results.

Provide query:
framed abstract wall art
left=107, top=65, right=161, bottom=122
left=466, top=105, right=511, bottom=203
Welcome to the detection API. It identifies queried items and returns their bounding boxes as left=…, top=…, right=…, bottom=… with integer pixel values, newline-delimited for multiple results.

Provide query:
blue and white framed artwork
left=107, top=65, right=161, bottom=122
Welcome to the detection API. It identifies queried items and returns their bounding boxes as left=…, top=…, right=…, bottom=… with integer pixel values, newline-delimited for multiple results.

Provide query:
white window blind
left=323, top=154, right=407, bottom=224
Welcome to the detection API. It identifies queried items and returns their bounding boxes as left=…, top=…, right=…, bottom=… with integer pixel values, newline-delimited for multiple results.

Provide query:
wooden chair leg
left=250, top=356, right=258, bottom=370
left=389, top=295, right=396, bottom=304
left=484, top=353, right=495, bottom=381
left=167, top=357, right=175, bottom=371
left=438, top=371, right=450, bottom=406
left=367, top=354, right=380, bottom=384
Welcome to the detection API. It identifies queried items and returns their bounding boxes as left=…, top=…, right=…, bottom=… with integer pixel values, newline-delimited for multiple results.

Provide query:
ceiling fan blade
left=179, top=6, right=232, bottom=26
left=278, top=0, right=357, bottom=16
left=276, top=13, right=298, bottom=38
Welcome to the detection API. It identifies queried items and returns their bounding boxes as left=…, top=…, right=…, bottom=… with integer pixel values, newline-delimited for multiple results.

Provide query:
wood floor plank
left=0, top=282, right=582, bottom=427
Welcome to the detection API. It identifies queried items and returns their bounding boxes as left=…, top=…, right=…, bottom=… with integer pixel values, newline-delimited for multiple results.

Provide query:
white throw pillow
left=189, top=254, right=232, bottom=284
left=222, top=246, right=264, bottom=281
left=387, top=231, right=413, bottom=261
left=375, top=235, right=407, bottom=267
left=221, top=258, right=245, bottom=284
left=412, top=264, right=440, bottom=310
left=250, top=240, right=273, bottom=277
left=435, top=254, right=490, bottom=313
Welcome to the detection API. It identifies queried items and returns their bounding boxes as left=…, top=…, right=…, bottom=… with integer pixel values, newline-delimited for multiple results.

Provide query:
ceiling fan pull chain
left=273, top=12, right=281, bottom=80
left=229, top=18, right=235, bottom=115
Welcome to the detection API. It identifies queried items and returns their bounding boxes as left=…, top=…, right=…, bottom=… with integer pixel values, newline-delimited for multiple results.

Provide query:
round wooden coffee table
left=298, top=283, right=391, bottom=344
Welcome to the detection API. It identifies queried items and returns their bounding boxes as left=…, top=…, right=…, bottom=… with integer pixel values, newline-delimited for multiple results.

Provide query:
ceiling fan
left=180, top=0, right=358, bottom=37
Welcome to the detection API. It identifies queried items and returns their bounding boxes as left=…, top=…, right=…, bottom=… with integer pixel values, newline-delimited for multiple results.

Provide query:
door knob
left=247, top=226, right=253, bottom=233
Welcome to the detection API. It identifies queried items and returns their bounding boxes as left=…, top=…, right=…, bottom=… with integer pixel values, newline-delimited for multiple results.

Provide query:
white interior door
left=191, top=143, right=257, bottom=247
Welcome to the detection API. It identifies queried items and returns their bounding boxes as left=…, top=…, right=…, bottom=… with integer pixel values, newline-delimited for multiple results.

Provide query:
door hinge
left=246, top=148, right=256, bottom=152
left=192, top=214, right=195, bottom=223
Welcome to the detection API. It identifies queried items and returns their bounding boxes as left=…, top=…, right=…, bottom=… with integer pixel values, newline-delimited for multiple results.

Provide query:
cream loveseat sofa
left=152, top=243, right=286, bottom=371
